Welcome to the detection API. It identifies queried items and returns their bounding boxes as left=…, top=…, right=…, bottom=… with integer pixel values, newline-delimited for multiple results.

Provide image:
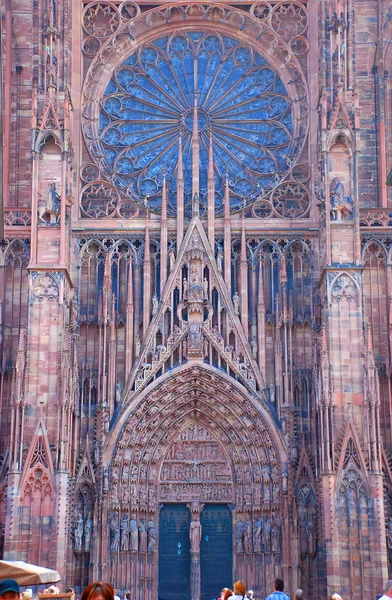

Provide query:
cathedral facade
left=1, top=1, right=392, bottom=599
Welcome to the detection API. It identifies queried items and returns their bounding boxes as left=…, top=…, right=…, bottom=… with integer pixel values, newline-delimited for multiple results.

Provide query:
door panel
left=200, top=505, right=232, bottom=600
left=159, top=504, right=191, bottom=600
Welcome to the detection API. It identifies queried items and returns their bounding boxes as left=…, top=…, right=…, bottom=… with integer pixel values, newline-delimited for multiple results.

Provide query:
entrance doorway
left=158, top=504, right=232, bottom=600
left=159, top=504, right=191, bottom=600
left=201, top=505, right=233, bottom=600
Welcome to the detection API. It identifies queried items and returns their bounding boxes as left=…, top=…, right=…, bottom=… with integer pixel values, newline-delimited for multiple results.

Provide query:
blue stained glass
left=98, top=31, right=298, bottom=215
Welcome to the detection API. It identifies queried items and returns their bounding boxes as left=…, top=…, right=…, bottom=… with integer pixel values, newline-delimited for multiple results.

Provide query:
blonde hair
left=22, top=591, right=33, bottom=600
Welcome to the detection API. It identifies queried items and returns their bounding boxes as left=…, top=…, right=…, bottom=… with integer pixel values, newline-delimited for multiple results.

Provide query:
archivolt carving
left=107, top=367, right=283, bottom=515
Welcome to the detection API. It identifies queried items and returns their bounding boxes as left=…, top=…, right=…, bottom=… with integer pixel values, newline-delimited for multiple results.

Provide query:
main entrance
left=200, top=505, right=232, bottom=600
left=158, top=504, right=232, bottom=600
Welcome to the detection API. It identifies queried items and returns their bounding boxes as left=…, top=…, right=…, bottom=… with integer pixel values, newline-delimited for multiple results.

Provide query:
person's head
left=247, top=591, right=254, bottom=600
left=124, top=593, right=131, bottom=600
left=331, top=594, right=342, bottom=600
left=66, top=590, right=75, bottom=596
left=233, top=581, right=246, bottom=597
left=223, top=590, right=233, bottom=600
left=0, top=580, right=20, bottom=600
left=21, top=590, right=33, bottom=600
left=274, top=578, right=284, bottom=592
left=81, top=582, right=114, bottom=600
left=294, top=589, right=303, bottom=600
left=384, top=581, right=392, bottom=597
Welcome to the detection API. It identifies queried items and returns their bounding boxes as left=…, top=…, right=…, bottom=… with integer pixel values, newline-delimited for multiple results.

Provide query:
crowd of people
left=1, top=575, right=392, bottom=600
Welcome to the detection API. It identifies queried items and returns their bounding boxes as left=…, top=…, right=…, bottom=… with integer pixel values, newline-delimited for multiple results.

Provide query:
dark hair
left=275, top=578, right=284, bottom=592
left=223, top=590, right=233, bottom=600
left=81, top=582, right=114, bottom=600
left=125, top=593, right=131, bottom=600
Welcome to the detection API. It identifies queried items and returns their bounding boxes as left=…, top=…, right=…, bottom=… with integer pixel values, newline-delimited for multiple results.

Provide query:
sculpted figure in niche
left=216, top=247, right=223, bottom=271
left=233, top=292, right=240, bottom=315
left=74, top=511, right=84, bottom=552
left=38, top=182, right=61, bottom=225
left=147, top=519, right=157, bottom=552
left=152, top=293, right=158, bottom=316
left=262, top=513, right=271, bottom=551
left=109, top=511, right=120, bottom=552
left=134, top=334, right=141, bottom=358
left=129, top=514, right=138, bottom=551
left=190, top=515, right=202, bottom=553
left=169, top=248, right=176, bottom=270
left=243, top=513, right=253, bottom=553
left=120, top=512, right=130, bottom=551
left=84, top=512, right=93, bottom=552
left=138, top=518, right=147, bottom=552
left=235, top=519, right=244, bottom=553
left=330, top=176, right=353, bottom=221
left=253, top=515, right=262, bottom=552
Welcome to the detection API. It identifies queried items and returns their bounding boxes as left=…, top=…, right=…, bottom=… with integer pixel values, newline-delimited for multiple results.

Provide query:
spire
left=207, top=128, right=215, bottom=248
left=224, top=171, right=231, bottom=293
left=177, top=133, right=184, bottom=248
left=160, top=171, right=168, bottom=294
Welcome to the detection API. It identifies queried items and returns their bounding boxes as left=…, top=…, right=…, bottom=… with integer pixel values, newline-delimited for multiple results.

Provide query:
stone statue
left=94, top=440, right=100, bottom=464
left=147, top=519, right=157, bottom=552
left=233, top=292, right=239, bottom=315
left=120, top=512, right=130, bottom=551
left=138, top=519, right=147, bottom=552
left=129, top=514, right=138, bottom=551
left=243, top=513, right=252, bottom=553
left=183, top=278, right=189, bottom=300
left=189, top=516, right=202, bottom=553
left=38, top=182, right=61, bottom=225
left=330, top=176, right=352, bottom=221
left=69, top=294, right=78, bottom=332
left=251, top=337, right=257, bottom=359
left=203, top=277, right=208, bottom=300
left=103, top=412, right=110, bottom=434
left=235, top=519, right=244, bottom=553
left=84, top=512, right=93, bottom=552
left=115, top=381, right=123, bottom=405
left=109, top=511, right=120, bottom=552
left=306, top=513, right=316, bottom=554
left=262, top=513, right=271, bottom=551
left=216, top=247, right=223, bottom=271
left=253, top=515, right=262, bottom=552
left=74, top=511, right=84, bottom=552
left=192, top=192, right=199, bottom=215
left=169, top=248, right=176, bottom=270
left=134, top=334, right=141, bottom=358
left=271, top=516, right=281, bottom=552
left=152, top=293, right=158, bottom=316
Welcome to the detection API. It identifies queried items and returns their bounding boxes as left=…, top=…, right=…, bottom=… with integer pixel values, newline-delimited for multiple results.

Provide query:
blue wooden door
left=159, top=504, right=191, bottom=600
left=200, top=505, right=233, bottom=600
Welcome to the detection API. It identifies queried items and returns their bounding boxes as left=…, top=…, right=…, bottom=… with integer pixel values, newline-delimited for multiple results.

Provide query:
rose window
left=94, top=31, right=304, bottom=215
